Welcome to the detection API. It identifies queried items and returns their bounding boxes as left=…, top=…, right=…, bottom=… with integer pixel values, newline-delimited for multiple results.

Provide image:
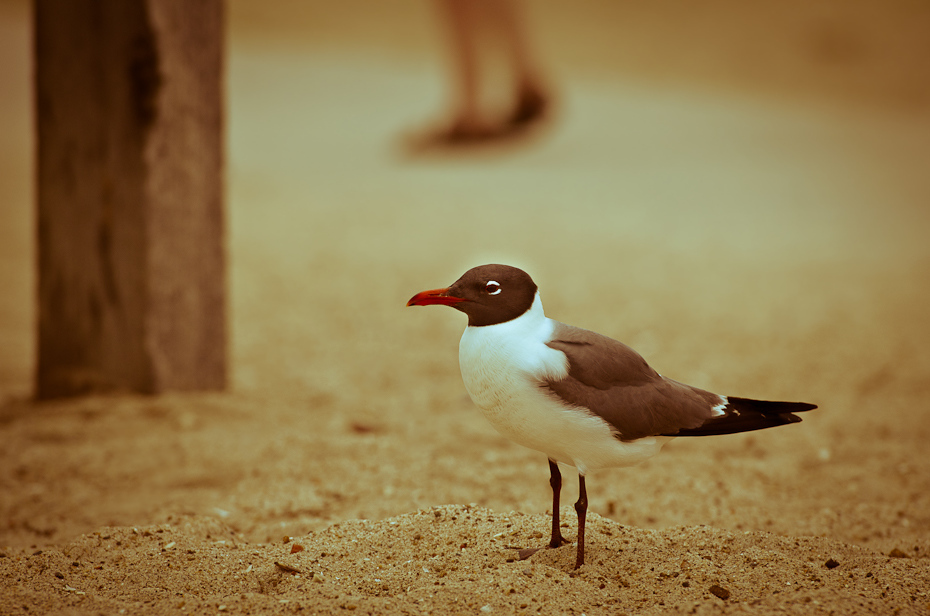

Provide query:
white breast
left=458, top=294, right=669, bottom=475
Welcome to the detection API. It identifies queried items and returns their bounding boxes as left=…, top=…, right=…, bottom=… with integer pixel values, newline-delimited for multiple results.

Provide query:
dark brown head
left=406, top=264, right=538, bottom=327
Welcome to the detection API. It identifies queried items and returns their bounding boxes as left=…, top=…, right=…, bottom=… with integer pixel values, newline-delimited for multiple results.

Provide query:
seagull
left=407, top=264, right=816, bottom=569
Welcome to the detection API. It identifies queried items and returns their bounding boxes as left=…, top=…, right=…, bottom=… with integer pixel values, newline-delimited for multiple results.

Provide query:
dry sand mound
left=3, top=506, right=928, bottom=615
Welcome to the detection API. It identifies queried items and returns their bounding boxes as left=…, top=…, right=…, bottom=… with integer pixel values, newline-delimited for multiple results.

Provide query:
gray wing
left=543, top=323, right=722, bottom=441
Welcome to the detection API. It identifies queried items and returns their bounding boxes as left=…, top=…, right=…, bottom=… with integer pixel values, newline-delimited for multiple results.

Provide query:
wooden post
left=34, top=0, right=226, bottom=398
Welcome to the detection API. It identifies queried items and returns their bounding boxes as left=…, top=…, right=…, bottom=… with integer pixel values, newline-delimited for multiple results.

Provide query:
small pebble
left=825, top=558, right=840, bottom=569
left=888, top=548, right=908, bottom=558
left=709, top=584, right=730, bottom=600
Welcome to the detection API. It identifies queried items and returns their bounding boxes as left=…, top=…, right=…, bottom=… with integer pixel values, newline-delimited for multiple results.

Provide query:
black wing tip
left=727, top=396, right=818, bottom=414
left=663, top=397, right=817, bottom=438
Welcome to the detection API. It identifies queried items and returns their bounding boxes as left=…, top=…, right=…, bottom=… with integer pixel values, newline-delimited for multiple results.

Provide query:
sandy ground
left=2, top=0, right=930, bottom=614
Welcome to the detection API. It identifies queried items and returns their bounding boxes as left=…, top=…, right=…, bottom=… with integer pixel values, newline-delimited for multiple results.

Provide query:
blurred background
left=0, top=0, right=928, bottom=551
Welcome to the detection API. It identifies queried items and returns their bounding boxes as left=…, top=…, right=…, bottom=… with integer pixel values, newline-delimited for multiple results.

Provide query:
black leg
left=548, top=459, right=567, bottom=548
left=518, top=459, right=569, bottom=561
left=574, top=474, right=587, bottom=569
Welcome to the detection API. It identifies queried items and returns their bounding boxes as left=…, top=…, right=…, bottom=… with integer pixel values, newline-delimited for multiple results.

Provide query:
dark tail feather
left=666, top=397, right=818, bottom=437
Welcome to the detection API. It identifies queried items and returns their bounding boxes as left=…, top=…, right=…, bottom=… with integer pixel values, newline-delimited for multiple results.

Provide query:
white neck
left=459, top=292, right=565, bottom=378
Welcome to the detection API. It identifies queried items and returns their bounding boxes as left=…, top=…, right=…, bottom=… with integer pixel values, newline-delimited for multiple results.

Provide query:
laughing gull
left=407, top=264, right=816, bottom=569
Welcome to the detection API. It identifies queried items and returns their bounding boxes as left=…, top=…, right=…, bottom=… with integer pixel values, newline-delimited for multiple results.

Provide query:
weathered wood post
left=34, top=0, right=226, bottom=398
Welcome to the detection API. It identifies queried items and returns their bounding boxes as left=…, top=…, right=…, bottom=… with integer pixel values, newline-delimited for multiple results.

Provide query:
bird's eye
left=485, top=281, right=502, bottom=295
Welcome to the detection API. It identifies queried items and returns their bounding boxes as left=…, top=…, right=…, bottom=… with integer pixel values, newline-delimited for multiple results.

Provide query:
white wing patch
left=712, top=395, right=728, bottom=417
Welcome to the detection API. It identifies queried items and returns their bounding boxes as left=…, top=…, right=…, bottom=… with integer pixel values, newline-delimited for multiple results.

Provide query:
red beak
left=406, top=287, right=467, bottom=307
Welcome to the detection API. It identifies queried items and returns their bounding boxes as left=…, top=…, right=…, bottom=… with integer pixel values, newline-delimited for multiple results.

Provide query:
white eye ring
left=486, top=281, right=502, bottom=295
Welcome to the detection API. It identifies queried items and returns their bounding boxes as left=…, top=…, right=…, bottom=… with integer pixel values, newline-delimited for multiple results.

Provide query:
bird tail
left=668, top=397, right=817, bottom=437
